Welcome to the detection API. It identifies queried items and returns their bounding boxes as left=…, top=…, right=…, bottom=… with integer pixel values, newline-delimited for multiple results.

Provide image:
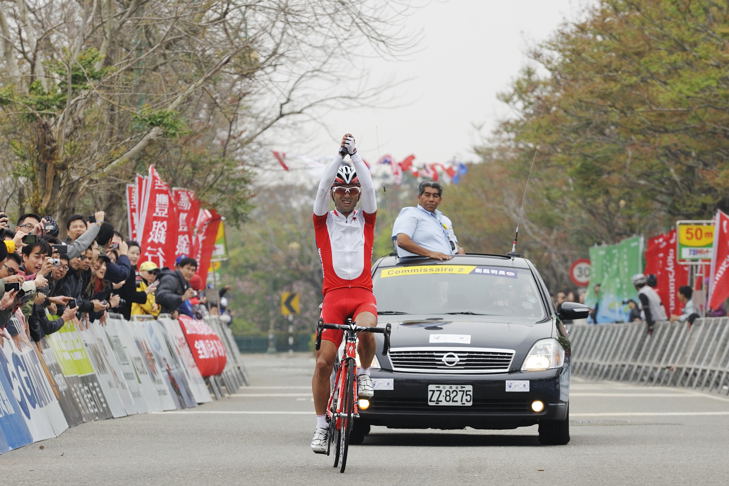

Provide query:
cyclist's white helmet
left=631, top=273, right=647, bottom=286
left=334, top=165, right=360, bottom=186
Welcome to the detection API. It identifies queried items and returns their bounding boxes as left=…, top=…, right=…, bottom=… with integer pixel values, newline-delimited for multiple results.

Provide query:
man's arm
left=313, top=155, right=344, bottom=216
left=395, top=233, right=452, bottom=261
left=638, top=293, right=653, bottom=325
left=65, top=224, right=101, bottom=259
left=350, top=151, right=376, bottom=214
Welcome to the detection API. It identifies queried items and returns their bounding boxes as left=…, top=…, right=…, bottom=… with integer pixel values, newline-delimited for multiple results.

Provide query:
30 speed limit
left=569, top=259, right=591, bottom=287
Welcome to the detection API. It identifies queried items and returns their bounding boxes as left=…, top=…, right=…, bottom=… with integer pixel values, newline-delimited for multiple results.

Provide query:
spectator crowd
left=0, top=210, right=232, bottom=345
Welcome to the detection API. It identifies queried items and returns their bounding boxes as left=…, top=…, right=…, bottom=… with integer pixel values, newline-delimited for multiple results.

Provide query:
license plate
left=427, top=384, right=473, bottom=406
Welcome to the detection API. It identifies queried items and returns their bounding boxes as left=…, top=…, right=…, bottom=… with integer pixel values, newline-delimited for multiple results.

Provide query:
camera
left=49, top=258, right=61, bottom=266
left=42, top=216, right=59, bottom=237
left=88, top=215, right=96, bottom=223
left=21, top=234, right=39, bottom=245
left=5, top=282, right=20, bottom=291
left=68, top=299, right=77, bottom=309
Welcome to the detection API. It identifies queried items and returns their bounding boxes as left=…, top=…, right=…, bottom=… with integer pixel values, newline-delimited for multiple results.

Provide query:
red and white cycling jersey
left=314, top=208, right=376, bottom=295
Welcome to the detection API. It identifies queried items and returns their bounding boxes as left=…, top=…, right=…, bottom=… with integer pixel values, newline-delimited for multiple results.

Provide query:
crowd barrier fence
left=569, top=317, right=729, bottom=395
left=0, top=313, right=247, bottom=455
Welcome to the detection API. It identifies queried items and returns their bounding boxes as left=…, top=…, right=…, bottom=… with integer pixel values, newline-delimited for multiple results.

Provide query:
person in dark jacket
left=109, top=235, right=146, bottom=319
left=155, top=257, right=197, bottom=316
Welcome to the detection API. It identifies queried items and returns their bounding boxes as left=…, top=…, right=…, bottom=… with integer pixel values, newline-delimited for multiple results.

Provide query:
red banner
left=644, top=229, right=688, bottom=317
left=125, top=184, right=137, bottom=241
left=172, top=188, right=199, bottom=259
left=190, top=209, right=221, bottom=284
left=138, top=166, right=179, bottom=268
left=708, top=210, right=729, bottom=310
left=177, top=315, right=227, bottom=377
left=136, top=174, right=147, bottom=239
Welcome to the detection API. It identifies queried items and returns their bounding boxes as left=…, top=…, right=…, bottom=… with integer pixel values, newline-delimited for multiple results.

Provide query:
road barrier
left=569, top=318, right=729, bottom=395
left=0, top=314, right=247, bottom=455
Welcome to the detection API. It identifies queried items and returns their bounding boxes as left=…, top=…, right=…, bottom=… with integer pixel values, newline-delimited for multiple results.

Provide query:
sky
left=261, top=0, right=594, bottom=186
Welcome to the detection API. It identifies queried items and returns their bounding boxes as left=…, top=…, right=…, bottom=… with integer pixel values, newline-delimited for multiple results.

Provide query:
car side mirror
left=558, top=301, right=590, bottom=320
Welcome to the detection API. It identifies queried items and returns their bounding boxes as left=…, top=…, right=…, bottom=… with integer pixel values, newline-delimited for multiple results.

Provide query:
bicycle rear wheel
left=338, top=359, right=356, bottom=473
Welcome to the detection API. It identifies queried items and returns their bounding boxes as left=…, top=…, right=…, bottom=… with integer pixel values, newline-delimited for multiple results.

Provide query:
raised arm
left=313, top=154, right=344, bottom=216
left=350, top=152, right=376, bottom=214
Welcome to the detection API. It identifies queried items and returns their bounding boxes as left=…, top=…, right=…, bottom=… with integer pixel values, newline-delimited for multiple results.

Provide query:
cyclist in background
left=310, top=133, right=377, bottom=454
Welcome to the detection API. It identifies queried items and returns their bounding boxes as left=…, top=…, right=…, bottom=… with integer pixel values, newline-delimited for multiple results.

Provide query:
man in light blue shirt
left=392, top=181, right=464, bottom=260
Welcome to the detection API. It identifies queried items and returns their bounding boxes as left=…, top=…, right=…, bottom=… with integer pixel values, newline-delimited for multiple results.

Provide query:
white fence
left=569, top=318, right=729, bottom=395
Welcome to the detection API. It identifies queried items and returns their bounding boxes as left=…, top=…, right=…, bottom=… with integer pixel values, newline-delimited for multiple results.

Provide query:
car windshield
left=373, top=264, right=546, bottom=319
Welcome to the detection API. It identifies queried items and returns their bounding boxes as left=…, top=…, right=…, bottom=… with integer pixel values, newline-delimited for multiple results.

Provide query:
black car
left=354, top=253, right=588, bottom=445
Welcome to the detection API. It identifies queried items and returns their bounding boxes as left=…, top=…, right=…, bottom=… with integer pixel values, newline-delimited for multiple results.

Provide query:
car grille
left=388, top=347, right=515, bottom=374
left=371, top=397, right=531, bottom=413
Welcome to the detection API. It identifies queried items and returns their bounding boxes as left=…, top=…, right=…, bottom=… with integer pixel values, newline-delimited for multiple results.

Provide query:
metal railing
left=569, top=318, right=729, bottom=395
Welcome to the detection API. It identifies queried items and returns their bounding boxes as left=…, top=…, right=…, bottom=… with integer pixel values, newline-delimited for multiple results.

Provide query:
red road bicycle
left=315, top=318, right=391, bottom=473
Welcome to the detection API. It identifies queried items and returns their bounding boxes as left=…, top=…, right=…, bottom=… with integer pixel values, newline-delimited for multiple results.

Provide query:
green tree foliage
left=457, top=0, right=729, bottom=289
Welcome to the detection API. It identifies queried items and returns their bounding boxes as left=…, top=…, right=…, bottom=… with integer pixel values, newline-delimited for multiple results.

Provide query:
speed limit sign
left=569, top=259, right=591, bottom=287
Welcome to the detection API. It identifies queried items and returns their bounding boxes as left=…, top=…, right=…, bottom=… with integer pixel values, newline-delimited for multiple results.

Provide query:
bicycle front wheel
left=338, top=359, right=356, bottom=473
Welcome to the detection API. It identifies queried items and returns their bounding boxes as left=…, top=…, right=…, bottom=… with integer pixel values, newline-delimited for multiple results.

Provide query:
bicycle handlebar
left=315, top=320, right=392, bottom=355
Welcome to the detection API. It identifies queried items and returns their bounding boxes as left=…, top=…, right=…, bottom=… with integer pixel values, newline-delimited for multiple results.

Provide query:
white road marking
left=570, top=393, right=703, bottom=397
left=238, top=386, right=310, bottom=389
left=573, top=412, right=729, bottom=417
left=231, top=393, right=310, bottom=397
left=152, top=411, right=311, bottom=415
left=152, top=411, right=729, bottom=417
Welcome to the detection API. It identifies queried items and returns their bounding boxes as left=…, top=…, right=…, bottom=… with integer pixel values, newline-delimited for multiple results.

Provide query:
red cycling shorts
left=320, top=287, right=378, bottom=347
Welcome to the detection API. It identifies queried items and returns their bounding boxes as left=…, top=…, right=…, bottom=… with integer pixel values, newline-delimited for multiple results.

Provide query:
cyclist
left=311, top=133, right=377, bottom=454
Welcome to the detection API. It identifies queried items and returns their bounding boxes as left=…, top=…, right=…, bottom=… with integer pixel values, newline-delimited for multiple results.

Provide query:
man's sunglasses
left=331, top=186, right=361, bottom=196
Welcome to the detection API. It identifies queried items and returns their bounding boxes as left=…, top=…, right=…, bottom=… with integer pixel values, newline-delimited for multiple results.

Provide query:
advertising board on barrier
left=131, top=323, right=178, bottom=411
left=142, top=320, right=196, bottom=409
left=44, top=322, right=113, bottom=421
left=178, top=315, right=227, bottom=377
left=0, top=332, right=33, bottom=454
left=38, top=340, right=84, bottom=427
left=159, top=317, right=211, bottom=404
left=80, top=326, right=130, bottom=418
left=0, top=325, right=68, bottom=444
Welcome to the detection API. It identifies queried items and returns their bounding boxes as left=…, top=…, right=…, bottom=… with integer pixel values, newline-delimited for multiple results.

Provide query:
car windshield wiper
left=378, top=310, right=408, bottom=315
left=444, top=311, right=490, bottom=315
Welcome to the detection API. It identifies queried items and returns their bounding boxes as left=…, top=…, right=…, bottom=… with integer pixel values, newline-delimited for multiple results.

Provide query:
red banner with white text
left=190, top=209, right=221, bottom=284
left=138, top=166, right=179, bottom=268
left=177, top=315, right=227, bottom=377
left=708, top=210, right=729, bottom=310
left=644, top=229, right=689, bottom=318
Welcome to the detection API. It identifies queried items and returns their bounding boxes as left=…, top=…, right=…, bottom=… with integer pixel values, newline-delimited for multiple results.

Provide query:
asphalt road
left=3, top=353, right=729, bottom=485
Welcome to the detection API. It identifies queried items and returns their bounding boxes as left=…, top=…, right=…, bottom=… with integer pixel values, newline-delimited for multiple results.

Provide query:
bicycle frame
left=327, top=327, right=360, bottom=429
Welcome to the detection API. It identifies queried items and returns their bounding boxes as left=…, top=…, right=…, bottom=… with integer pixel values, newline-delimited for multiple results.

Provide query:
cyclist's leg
left=313, top=290, right=346, bottom=415
left=353, top=289, right=378, bottom=368
left=312, top=339, right=338, bottom=415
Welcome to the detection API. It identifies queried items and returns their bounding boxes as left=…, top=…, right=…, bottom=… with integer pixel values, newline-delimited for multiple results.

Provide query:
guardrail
left=569, top=318, right=729, bottom=395
left=1, top=314, right=248, bottom=455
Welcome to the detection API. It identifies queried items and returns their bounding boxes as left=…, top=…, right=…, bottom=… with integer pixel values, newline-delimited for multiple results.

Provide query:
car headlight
left=355, top=354, right=380, bottom=369
left=521, top=338, right=564, bottom=371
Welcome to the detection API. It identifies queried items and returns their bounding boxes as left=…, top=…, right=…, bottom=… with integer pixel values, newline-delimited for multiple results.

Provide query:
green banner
left=586, top=236, right=644, bottom=323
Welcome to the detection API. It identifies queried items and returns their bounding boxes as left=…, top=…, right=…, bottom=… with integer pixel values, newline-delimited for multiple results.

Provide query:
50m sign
left=677, top=220, right=714, bottom=263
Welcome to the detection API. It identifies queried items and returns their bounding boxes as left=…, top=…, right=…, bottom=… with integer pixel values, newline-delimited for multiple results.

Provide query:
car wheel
left=538, top=408, right=570, bottom=445
left=349, top=420, right=370, bottom=445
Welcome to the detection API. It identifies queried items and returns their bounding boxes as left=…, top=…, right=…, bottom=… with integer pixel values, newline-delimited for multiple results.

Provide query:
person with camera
left=155, top=256, right=198, bottom=317
left=63, top=211, right=109, bottom=260
left=107, top=233, right=147, bottom=319
left=132, top=261, right=162, bottom=317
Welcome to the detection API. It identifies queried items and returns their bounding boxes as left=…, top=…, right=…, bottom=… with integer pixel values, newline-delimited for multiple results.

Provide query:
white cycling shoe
left=357, top=374, right=374, bottom=398
left=310, top=427, right=328, bottom=454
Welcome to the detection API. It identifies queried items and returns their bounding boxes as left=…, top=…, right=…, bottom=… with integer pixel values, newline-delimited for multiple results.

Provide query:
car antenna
left=508, top=147, right=539, bottom=258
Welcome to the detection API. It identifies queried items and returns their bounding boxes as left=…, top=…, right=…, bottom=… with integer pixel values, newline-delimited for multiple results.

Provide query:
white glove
left=341, top=133, right=357, bottom=155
